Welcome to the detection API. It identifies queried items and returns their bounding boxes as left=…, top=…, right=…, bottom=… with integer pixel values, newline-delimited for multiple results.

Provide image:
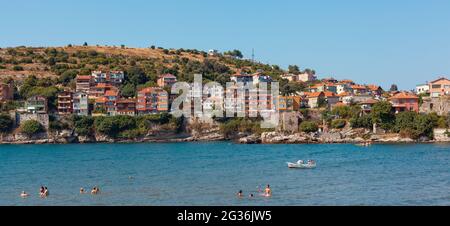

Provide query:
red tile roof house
left=157, top=74, right=177, bottom=88
left=75, top=75, right=93, bottom=93
left=360, top=99, right=379, bottom=113
left=367, top=85, right=383, bottom=96
left=136, top=87, right=169, bottom=114
left=323, top=91, right=340, bottom=107
left=389, top=92, right=419, bottom=113
left=104, top=90, right=119, bottom=116
left=351, top=84, right=368, bottom=95
left=306, top=92, right=325, bottom=108
left=116, top=98, right=137, bottom=116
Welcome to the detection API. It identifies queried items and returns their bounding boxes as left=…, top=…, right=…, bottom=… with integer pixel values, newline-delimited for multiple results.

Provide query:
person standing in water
left=264, top=184, right=272, bottom=197
left=237, top=190, right=243, bottom=198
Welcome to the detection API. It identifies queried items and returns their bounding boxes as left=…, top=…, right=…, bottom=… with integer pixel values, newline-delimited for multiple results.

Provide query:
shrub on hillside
left=20, top=120, right=44, bottom=136
left=300, top=121, right=319, bottom=133
left=331, top=119, right=347, bottom=129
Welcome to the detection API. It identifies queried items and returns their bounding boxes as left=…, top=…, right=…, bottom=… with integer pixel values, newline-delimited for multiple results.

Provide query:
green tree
left=121, top=83, right=136, bottom=98
left=224, top=49, right=243, bottom=58
left=300, top=121, right=319, bottom=133
left=288, top=65, right=300, bottom=74
left=370, top=101, right=394, bottom=130
left=331, top=119, right=347, bottom=129
left=0, top=114, right=14, bottom=133
left=20, top=120, right=44, bottom=136
left=72, top=115, right=94, bottom=136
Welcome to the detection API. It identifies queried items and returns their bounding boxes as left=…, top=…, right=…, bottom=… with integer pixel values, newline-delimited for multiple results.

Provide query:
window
left=432, top=85, right=441, bottom=89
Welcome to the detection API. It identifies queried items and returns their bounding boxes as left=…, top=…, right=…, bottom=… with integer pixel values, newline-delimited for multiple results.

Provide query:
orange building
left=57, top=91, right=73, bottom=115
left=429, top=77, right=450, bottom=97
left=157, top=74, right=177, bottom=88
left=116, top=98, right=137, bottom=116
left=277, top=96, right=302, bottom=112
left=389, top=92, right=419, bottom=113
left=136, top=87, right=169, bottom=114
left=75, top=75, right=93, bottom=93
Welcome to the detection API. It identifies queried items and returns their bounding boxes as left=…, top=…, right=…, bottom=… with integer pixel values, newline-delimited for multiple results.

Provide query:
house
left=297, top=72, right=316, bottom=82
left=0, top=82, right=14, bottom=102
left=351, top=85, right=368, bottom=95
left=230, top=72, right=253, bottom=85
left=25, top=95, right=48, bottom=114
left=338, top=92, right=353, bottom=105
left=116, top=98, right=137, bottom=116
left=322, top=77, right=338, bottom=83
left=276, top=96, right=302, bottom=112
left=325, top=83, right=338, bottom=94
left=415, top=84, right=429, bottom=95
left=57, top=91, right=73, bottom=115
left=109, top=71, right=125, bottom=84
left=323, top=91, right=340, bottom=107
left=91, top=71, right=125, bottom=85
left=157, top=74, right=177, bottom=88
left=104, top=90, right=119, bottom=116
left=340, top=79, right=355, bottom=85
left=136, top=87, right=169, bottom=114
left=306, top=92, right=325, bottom=108
left=360, top=99, right=379, bottom=113
left=281, top=73, right=298, bottom=82
left=208, top=49, right=219, bottom=56
left=309, top=83, right=326, bottom=93
left=73, top=92, right=89, bottom=116
left=367, top=85, right=383, bottom=96
left=429, top=77, right=450, bottom=97
left=335, top=83, right=350, bottom=94
left=94, top=96, right=107, bottom=115
left=252, top=72, right=272, bottom=85
left=75, top=75, right=92, bottom=93
left=389, top=92, right=419, bottom=113
left=89, top=83, right=118, bottom=98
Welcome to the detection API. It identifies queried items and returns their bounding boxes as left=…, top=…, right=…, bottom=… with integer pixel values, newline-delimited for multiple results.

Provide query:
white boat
left=287, top=160, right=317, bottom=169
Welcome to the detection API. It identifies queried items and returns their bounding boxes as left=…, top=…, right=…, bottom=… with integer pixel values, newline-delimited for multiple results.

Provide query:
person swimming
left=80, top=187, right=86, bottom=194
left=20, top=191, right=29, bottom=198
left=237, top=190, right=243, bottom=198
left=249, top=193, right=254, bottom=198
left=264, top=184, right=272, bottom=197
left=91, top=186, right=100, bottom=195
left=39, top=186, right=48, bottom=198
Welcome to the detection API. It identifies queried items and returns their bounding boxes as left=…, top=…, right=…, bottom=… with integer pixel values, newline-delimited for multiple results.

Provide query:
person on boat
left=264, top=185, right=272, bottom=197
left=237, top=190, right=243, bottom=198
left=20, top=191, right=29, bottom=198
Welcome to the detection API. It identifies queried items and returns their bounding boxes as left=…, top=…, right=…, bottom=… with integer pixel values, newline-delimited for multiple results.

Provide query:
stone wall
left=12, top=112, right=50, bottom=129
left=420, top=96, right=450, bottom=116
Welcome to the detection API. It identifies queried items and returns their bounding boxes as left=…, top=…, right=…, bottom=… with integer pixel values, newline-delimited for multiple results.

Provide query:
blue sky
left=1, top=0, right=449, bottom=90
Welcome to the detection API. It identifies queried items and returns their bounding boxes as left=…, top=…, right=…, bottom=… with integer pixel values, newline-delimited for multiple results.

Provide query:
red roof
left=351, top=85, right=366, bottom=90
left=307, top=92, right=324, bottom=98
left=323, top=91, right=336, bottom=97
left=367, top=85, right=382, bottom=91
left=76, top=75, right=91, bottom=80
left=159, top=74, right=177, bottom=79
left=105, top=90, right=118, bottom=96
left=360, top=99, right=379, bottom=104
left=389, top=92, right=419, bottom=100
left=337, top=91, right=351, bottom=97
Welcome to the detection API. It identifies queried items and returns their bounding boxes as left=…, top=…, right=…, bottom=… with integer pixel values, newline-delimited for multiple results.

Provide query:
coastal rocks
left=371, top=133, right=415, bottom=143
left=261, top=132, right=308, bottom=144
left=238, top=134, right=261, bottom=144
left=319, top=132, right=343, bottom=143
left=433, top=129, right=450, bottom=142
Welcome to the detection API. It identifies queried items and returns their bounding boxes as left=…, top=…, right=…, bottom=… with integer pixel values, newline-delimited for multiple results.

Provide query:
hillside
left=0, top=45, right=287, bottom=84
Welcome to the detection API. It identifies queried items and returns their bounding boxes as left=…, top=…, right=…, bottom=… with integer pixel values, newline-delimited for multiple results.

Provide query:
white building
left=415, top=84, right=429, bottom=95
